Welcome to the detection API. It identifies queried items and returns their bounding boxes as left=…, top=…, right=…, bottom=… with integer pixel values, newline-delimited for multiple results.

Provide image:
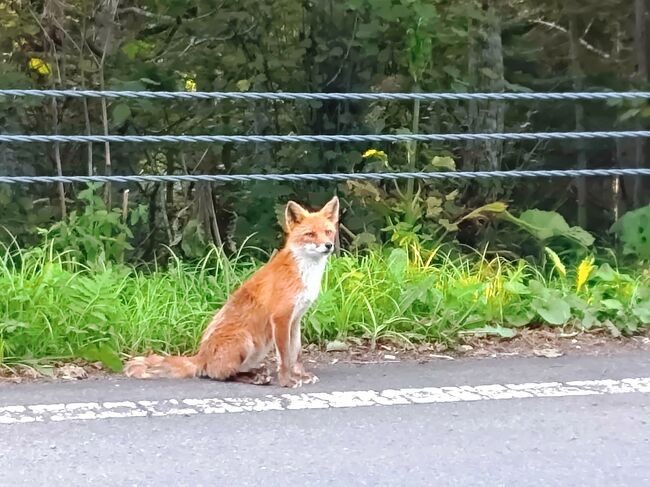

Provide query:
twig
left=405, top=85, right=421, bottom=201
left=191, top=148, right=210, bottom=173
left=79, top=11, right=93, bottom=176
left=117, top=6, right=174, bottom=21
left=121, top=189, right=129, bottom=222
left=51, top=99, right=67, bottom=219
left=207, top=188, right=223, bottom=248
left=159, top=185, right=173, bottom=244
left=338, top=223, right=357, bottom=240
left=96, top=1, right=120, bottom=207
left=118, top=6, right=221, bottom=23
left=33, top=4, right=66, bottom=218
left=325, top=14, right=359, bottom=87
left=533, top=19, right=611, bottom=59
left=100, top=88, right=112, bottom=206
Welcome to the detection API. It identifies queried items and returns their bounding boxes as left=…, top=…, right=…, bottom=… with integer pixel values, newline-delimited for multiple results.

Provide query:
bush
left=0, top=242, right=648, bottom=370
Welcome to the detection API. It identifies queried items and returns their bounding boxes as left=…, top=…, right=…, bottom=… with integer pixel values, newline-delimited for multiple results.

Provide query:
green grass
left=1, top=241, right=649, bottom=370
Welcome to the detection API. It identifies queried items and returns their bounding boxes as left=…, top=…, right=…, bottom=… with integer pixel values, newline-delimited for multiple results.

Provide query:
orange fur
left=124, top=196, right=339, bottom=388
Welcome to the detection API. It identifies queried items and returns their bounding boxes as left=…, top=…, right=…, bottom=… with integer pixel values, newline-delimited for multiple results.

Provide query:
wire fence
left=2, top=168, right=650, bottom=186
left=1, top=89, right=650, bottom=102
left=1, top=131, right=649, bottom=145
left=1, top=90, right=648, bottom=185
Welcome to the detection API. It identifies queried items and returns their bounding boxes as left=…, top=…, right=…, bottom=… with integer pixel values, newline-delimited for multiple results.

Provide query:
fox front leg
left=290, top=316, right=318, bottom=384
left=272, top=313, right=304, bottom=388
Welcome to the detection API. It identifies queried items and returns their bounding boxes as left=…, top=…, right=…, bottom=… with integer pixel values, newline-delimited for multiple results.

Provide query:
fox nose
left=324, top=242, right=333, bottom=251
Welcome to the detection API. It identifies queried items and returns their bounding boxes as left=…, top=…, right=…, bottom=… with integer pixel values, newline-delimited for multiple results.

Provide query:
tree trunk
left=466, top=2, right=504, bottom=197
left=405, top=86, right=421, bottom=203
left=569, top=16, right=588, bottom=228
left=634, top=0, right=649, bottom=208
left=51, top=100, right=67, bottom=219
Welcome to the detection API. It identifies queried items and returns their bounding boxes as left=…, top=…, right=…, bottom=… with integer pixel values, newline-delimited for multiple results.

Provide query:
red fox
left=124, top=196, right=339, bottom=388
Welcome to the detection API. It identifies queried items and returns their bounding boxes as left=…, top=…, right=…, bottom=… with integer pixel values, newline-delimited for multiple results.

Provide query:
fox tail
left=124, top=354, right=200, bottom=379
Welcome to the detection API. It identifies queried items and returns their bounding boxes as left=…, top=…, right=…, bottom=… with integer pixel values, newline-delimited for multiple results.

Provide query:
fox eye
left=325, top=229, right=333, bottom=236
left=305, top=231, right=316, bottom=238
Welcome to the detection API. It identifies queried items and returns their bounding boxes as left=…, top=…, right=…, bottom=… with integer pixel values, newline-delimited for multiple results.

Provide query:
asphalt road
left=1, top=352, right=649, bottom=486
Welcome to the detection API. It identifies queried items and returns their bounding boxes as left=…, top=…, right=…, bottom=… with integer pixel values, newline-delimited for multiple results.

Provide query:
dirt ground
left=305, top=328, right=650, bottom=366
left=2, top=327, right=648, bottom=384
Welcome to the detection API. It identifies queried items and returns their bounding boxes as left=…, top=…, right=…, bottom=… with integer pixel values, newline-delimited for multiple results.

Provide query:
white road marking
left=1, top=377, right=648, bottom=425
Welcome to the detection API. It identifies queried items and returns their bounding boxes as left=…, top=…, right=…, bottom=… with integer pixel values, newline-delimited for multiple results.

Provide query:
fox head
left=284, top=196, right=339, bottom=258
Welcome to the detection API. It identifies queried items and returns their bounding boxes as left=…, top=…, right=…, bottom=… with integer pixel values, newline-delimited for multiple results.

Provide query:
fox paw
left=278, top=373, right=304, bottom=388
left=279, top=371, right=318, bottom=388
left=300, top=372, right=319, bottom=384
left=291, top=364, right=319, bottom=385
left=233, top=368, right=272, bottom=386
left=251, top=370, right=272, bottom=385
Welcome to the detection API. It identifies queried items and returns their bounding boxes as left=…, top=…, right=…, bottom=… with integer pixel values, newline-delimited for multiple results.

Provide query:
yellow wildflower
left=362, top=149, right=387, bottom=159
left=28, top=57, right=51, bottom=76
left=576, top=256, right=595, bottom=292
left=184, top=78, right=197, bottom=92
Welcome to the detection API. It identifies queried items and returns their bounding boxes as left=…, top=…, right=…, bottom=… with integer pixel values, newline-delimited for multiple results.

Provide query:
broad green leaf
left=78, top=344, right=123, bottom=373
left=467, top=325, right=517, bottom=338
left=236, top=79, right=251, bottom=92
left=602, top=320, right=622, bottom=338
left=527, top=279, right=550, bottom=298
left=504, top=309, right=534, bottom=327
left=139, top=77, right=161, bottom=86
left=425, top=196, right=443, bottom=218
left=502, top=209, right=594, bottom=246
left=111, top=103, right=131, bottom=128
left=592, top=263, right=618, bottom=282
left=399, top=275, right=437, bottom=310
left=431, top=156, right=455, bottom=171
left=611, top=204, right=650, bottom=259
left=439, top=218, right=459, bottom=232
left=458, top=202, right=508, bottom=223
left=580, top=311, right=600, bottom=330
left=632, top=300, right=650, bottom=323
left=601, top=299, right=624, bottom=311
left=531, top=297, right=571, bottom=325
left=504, top=280, right=530, bottom=295
left=387, top=248, right=408, bottom=280
left=518, top=209, right=569, bottom=239
left=564, top=226, right=595, bottom=246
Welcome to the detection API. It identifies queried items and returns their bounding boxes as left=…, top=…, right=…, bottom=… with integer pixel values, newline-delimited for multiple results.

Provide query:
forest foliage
left=0, top=0, right=649, bottom=263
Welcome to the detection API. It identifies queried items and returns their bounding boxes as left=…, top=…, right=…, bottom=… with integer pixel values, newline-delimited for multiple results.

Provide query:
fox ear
left=285, top=201, right=309, bottom=230
left=319, top=196, right=339, bottom=224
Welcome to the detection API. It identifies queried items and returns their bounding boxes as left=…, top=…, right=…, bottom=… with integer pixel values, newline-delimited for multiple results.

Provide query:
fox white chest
left=291, top=252, right=328, bottom=320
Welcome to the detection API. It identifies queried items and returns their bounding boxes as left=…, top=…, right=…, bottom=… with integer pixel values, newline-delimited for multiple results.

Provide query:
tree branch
left=533, top=19, right=611, bottom=59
